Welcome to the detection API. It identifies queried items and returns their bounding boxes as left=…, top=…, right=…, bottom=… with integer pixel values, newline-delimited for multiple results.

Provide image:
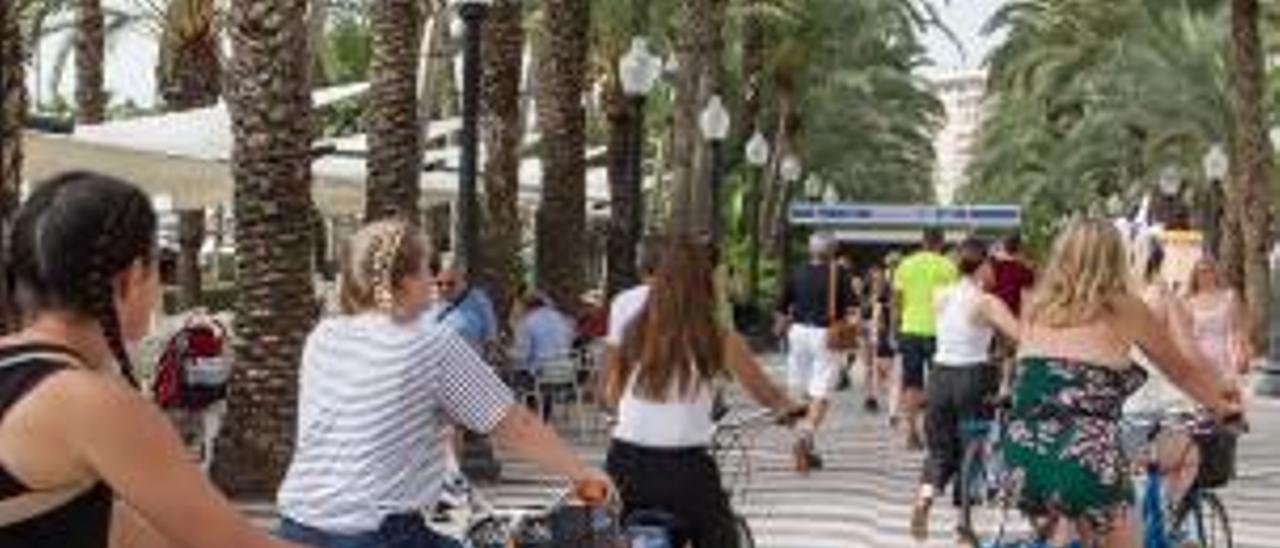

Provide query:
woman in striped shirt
left=276, top=219, right=609, bottom=548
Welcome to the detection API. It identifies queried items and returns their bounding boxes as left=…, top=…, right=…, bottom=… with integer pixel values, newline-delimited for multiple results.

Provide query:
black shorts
left=606, top=440, right=738, bottom=548
left=898, top=335, right=936, bottom=389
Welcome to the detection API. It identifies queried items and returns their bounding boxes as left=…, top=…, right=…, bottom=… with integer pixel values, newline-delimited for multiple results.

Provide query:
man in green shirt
left=892, top=227, right=958, bottom=450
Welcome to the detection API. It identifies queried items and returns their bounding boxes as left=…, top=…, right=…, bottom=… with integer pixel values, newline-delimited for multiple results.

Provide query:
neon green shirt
left=893, top=250, right=958, bottom=336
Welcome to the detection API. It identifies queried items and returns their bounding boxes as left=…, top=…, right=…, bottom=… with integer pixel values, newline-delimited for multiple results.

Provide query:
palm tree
left=156, top=0, right=221, bottom=110
left=667, top=0, right=726, bottom=235
left=210, top=0, right=318, bottom=497
left=365, top=0, right=424, bottom=223
left=1, top=0, right=24, bottom=332
left=535, top=0, right=590, bottom=312
left=74, top=0, right=105, bottom=122
left=479, top=0, right=525, bottom=327
left=1227, top=0, right=1274, bottom=347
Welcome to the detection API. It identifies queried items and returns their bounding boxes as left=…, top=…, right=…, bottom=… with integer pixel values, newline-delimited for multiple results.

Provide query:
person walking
left=1186, top=257, right=1251, bottom=381
left=276, top=219, right=610, bottom=548
left=774, top=232, right=857, bottom=471
left=892, top=227, right=959, bottom=449
left=908, top=239, right=1020, bottom=542
left=602, top=237, right=799, bottom=548
left=1000, top=220, right=1241, bottom=548
left=0, top=171, right=297, bottom=548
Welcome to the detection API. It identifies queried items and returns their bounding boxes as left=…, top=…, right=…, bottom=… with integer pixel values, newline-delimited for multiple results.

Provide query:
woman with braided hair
left=275, top=219, right=611, bottom=548
left=0, top=171, right=298, bottom=547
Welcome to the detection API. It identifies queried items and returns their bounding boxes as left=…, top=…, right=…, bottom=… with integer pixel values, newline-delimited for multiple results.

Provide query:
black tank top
left=0, top=344, right=113, bottom=548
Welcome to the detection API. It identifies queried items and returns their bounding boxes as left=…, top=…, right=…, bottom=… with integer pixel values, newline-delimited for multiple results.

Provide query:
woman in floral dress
left=1000, top=220, right=1242, bottom=547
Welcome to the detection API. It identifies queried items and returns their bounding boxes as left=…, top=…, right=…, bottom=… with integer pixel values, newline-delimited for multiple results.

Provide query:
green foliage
left=963, top=0, right=1279, bottom=252
left=322, top=12, right=372, bottom=86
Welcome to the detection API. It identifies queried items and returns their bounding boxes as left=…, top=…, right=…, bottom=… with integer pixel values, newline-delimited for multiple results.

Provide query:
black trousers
left=605, top=440, right=738, bottom=548
left=921, top=364, right=999, bottom=499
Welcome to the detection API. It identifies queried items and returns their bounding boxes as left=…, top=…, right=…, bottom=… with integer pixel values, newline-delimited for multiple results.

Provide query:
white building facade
left=924, top=68, right=989, bottom=205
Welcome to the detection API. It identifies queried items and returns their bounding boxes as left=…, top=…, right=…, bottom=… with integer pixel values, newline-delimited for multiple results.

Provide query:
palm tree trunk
left=157, top=0, right=222, bottom=110
left=366, top=0, right=424, bottom=223
left=535, top=0, right=590, bottom=313
left=1229, top=0, right=1274, bottom=349
left=478, top=0, right=524, bottom=332
left=668, top=0, right=726, bottom=236
left=176, top=209, right=205, bottom=310
left=211, top=0, right=318, bottom=497
left=75, top=0, right=106, bottom=123
left=1, top=0, right=25, bottom=333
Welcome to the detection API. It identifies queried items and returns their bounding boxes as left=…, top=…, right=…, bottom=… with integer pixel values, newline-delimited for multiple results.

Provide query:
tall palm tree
left=1, top=0, right=24, bottom=332
left=479, top=0, right=525, bottom=327
left=74, top=0, right=105, bottom=123
left=1227, top=0, right=1273, bottom=347
left=156, top=0, right=221, bottom=110
left=365, top=0, right=424, bottom=223
left=667, top=0, right=726, bottom=235
left=535, top=0, right=590, bottom=312
left=210, top=0, right=318, bottom=497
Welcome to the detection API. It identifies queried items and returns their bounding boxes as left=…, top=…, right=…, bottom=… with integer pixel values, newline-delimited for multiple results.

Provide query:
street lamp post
left=744, top=131, right=770, bottom=306
left=1202, top=144, right=1229, bottom=256
left=700, top=95, right=731, bottom=245
left=453, top=0, right=488, bottom=271
left=451, top=0, right=500, bottom=482
left=778, top=156, right=801, bottom=268
left=611, top=37, right=660, bottom=294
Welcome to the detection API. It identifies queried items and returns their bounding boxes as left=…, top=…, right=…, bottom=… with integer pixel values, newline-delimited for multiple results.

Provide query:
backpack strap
left=0, top=346, right=98, bottom=527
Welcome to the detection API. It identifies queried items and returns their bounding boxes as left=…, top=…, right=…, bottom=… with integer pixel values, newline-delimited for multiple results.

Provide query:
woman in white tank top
left=601, top=238, right=799, bottom=548
left=911, top=239, right=1021, bottom=542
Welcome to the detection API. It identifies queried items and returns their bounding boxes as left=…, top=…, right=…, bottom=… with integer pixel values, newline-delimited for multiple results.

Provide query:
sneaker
left=806, top=450, right=825, bottom=470
left=910, top=496, right=932, bottom=541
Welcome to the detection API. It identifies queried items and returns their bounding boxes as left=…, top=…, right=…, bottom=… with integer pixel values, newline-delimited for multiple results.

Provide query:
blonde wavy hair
left=338, top=219, right=433, bottom=316
left=1025, top=219, right=1133, bottom=327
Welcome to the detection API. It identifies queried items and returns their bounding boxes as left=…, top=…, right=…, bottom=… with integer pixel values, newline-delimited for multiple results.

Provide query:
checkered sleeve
left=435, top=331, right=515, bottom=434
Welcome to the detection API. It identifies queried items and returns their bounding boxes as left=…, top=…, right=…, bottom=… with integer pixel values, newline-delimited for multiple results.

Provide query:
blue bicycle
left=957, top=406, right=1244, bottom=548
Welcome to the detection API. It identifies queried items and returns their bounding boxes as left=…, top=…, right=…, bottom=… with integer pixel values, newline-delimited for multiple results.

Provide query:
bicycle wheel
left=1170, top=491, right=1233, bottom=548
left=962, top=437, right=1013, bottom=542
left=734, top=514, right=756, bottom=548
left=464, top=516, right=511, bottom=548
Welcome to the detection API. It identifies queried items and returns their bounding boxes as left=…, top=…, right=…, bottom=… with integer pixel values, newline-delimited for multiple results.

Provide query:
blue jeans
left=277, top=514, right=463, bottom=548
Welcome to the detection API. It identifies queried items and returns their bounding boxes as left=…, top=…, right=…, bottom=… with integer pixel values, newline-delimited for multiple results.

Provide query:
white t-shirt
left=605, top=284, right=715, bottom=448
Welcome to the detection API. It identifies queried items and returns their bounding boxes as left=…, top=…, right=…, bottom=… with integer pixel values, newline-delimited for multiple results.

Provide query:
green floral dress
left=998, top=357, right=1148, bottom=533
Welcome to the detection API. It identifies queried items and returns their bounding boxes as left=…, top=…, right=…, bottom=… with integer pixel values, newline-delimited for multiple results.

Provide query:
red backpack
left=153, top=316, right=231, bottom=410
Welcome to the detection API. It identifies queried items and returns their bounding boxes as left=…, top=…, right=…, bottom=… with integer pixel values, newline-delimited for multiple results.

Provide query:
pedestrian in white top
left=601, top=237, right=800, bottom=548
left=910, top=238, right=1020, bottom=543
left=276, top=219, right=610, bottom=548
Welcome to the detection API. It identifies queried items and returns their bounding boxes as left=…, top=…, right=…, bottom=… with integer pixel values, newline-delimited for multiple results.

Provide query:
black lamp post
left=743, top=131, right=770, bottom=305
left=1202, top=144, right=1228, bottom=256
left=699, top=95, right=731, bottom=245
left=454, top=0, right=487, bottom=271
left=451, top=0, right=501, bottom=482
left=610, top=37, right=661, bottom=295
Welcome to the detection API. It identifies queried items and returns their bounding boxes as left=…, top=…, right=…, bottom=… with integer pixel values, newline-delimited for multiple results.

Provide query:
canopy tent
left=22, top=82, right=612, bottom=216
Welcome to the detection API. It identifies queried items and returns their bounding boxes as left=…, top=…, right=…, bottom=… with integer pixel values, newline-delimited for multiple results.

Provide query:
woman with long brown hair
left=602, top=237, right=798, bottom=548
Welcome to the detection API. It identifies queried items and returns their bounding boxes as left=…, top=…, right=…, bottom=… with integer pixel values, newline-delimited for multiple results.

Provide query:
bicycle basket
left=1195, top=428, right=1237, bottom=489
left=547, top=505, right=628, bottom=548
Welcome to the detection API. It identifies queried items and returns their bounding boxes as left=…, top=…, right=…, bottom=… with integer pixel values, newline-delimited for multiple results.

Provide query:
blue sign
left=789, top=203, right=1021, bottom=228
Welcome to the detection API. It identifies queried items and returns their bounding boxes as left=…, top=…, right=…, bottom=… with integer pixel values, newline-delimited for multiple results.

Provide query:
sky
left=27, top=0, right=1008, bottom=110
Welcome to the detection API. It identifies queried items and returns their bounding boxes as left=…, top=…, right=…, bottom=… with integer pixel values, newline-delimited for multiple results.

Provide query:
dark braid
left=9, top=171, right=157, bottom=386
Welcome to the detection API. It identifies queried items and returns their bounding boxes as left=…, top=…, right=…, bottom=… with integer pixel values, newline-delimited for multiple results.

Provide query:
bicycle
left=463, top=485, right=622, bottom=547
left=622, top=406, right=802, bottom=548
left=956, top=406, right=1246, bottom=548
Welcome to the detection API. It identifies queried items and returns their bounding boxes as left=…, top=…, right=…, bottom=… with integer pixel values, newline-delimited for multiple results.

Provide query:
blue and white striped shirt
left=276, top=313, right=514, bottom=532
